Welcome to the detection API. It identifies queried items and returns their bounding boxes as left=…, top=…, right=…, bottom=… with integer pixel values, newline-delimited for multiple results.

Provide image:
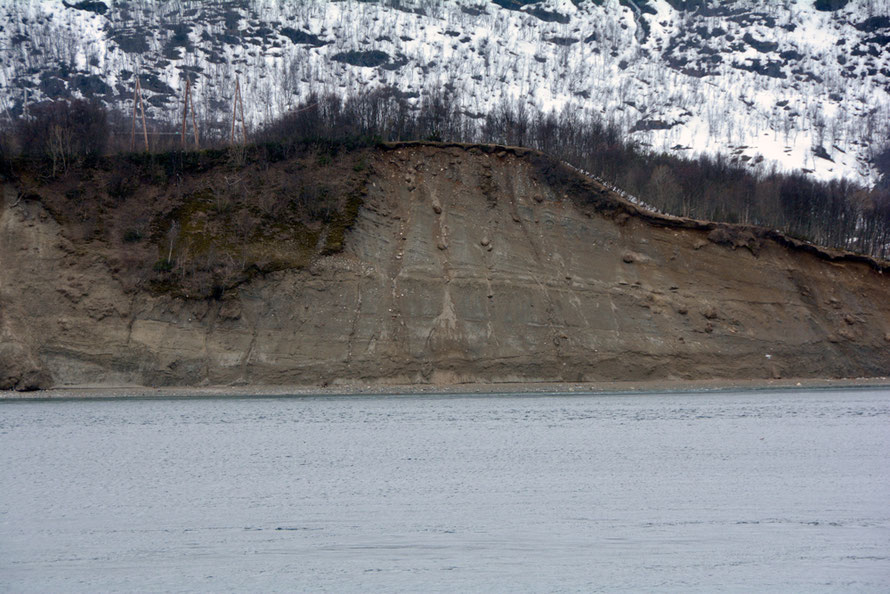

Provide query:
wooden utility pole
left=189, top=80, right=199, bottom=148
left=180, top=78, right=189, bottom=150
left=231, top=78, right=246, bottom=144
left=180, top=77, right=199, bottom=150
left=130, top=77, right=149, bottom=151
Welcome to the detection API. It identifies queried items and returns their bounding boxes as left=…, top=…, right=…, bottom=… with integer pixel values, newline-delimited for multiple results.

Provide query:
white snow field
left=2, top=0, right=889, bottom=185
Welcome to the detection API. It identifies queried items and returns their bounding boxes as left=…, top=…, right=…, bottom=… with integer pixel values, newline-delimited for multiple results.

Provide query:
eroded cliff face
left=2, top=144, right=889, bottom=390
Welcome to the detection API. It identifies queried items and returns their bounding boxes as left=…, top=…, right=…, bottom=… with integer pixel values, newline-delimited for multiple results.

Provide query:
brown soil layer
left=2, top=143, right=889, bottom=390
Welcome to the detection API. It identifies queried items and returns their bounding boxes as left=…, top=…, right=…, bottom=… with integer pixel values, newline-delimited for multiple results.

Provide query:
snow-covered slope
left=2, top=0, right=889, bottom=185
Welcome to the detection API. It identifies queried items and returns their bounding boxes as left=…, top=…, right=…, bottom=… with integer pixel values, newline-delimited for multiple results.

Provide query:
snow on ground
left=1, top=0, right=888, bottom=186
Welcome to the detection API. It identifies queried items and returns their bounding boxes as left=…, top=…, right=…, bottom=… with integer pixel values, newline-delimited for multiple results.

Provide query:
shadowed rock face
left=2, top=144, right=889, bottom=390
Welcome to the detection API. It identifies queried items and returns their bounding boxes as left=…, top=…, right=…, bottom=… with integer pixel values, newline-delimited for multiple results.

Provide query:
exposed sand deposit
left=2, top=144, right=889, bottom=390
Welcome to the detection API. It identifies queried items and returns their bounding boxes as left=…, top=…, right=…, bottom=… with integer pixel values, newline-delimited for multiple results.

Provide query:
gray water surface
left=2, top=389, right=889, bottom=592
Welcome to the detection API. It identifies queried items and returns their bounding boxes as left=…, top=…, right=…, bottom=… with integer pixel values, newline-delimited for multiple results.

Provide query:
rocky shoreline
left=3, top=377, right=888, bottom=401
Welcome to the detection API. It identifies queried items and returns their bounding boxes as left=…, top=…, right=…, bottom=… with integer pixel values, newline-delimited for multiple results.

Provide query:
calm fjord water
left=2, top=389, right=889, bottom=592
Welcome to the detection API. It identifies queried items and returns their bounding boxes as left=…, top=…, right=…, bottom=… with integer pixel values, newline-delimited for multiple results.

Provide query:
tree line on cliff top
left=2, top=92, right=889, bottom=259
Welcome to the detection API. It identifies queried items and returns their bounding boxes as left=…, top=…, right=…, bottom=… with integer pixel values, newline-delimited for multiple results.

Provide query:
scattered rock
left=622, top=251, right=650, bottom=264
left=0, top=341, right=52, bottom=391
left=218, top=299, right=242, bottom=321
left=480, top=236, right=490, bottom=247
left=707, top=225, right=762, bottom=255
left=437, top=241, right=448, bottom=251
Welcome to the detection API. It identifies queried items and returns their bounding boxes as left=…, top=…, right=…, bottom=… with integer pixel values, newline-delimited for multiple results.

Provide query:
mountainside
left=2, top=143, right=889, bottom=390
left=2, top=0, right=889, bottom=186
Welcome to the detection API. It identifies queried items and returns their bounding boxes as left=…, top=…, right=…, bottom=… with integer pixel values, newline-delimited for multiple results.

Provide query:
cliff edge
left=1, top=143, right=888, bottom=390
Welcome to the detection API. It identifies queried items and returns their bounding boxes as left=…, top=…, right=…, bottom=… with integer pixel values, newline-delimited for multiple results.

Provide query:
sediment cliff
left=2, top=143, right=888, bottom=390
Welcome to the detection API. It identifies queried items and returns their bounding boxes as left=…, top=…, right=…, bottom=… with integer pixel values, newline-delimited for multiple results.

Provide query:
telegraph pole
left=231, top=78, right=247, bottom=145
left=130, top=76, right=149, bottom=151
left=181, top=77, right=199, bottom=150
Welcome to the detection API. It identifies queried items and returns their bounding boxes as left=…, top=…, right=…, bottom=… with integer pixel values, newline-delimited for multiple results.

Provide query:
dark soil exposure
left=7, top=146, right=371, bottom=299
left=1, top=143, right=889, bottom=390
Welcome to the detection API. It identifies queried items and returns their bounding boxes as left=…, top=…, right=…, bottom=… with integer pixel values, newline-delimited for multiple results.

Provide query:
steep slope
left=2, top=0, right=888, bottom=184
left=1, top=143, right=888, bottom=390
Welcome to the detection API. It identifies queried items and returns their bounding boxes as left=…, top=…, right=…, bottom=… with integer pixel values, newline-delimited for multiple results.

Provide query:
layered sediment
left=2, top=143, right=888, bottom=390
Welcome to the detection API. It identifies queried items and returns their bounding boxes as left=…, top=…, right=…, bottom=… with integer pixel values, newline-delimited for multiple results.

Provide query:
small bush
left=107, top=169, right=137, bottom=200
left=0, top=131, right=13, bottom=179
left=153, top=258, right=174, bottom=272
left=16, top=99, right=108, bottom=173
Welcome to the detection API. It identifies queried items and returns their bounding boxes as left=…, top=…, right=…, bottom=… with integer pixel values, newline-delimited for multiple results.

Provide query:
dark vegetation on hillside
left=2, top=92, right=889, bottom=277
left=1, top=101, right=372, bottom=299
left=253, top=91, right=890, bottom=260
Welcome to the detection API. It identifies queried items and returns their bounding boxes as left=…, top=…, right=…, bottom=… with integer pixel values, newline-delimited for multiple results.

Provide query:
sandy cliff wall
left=1, top=144, right=889, bottom=390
